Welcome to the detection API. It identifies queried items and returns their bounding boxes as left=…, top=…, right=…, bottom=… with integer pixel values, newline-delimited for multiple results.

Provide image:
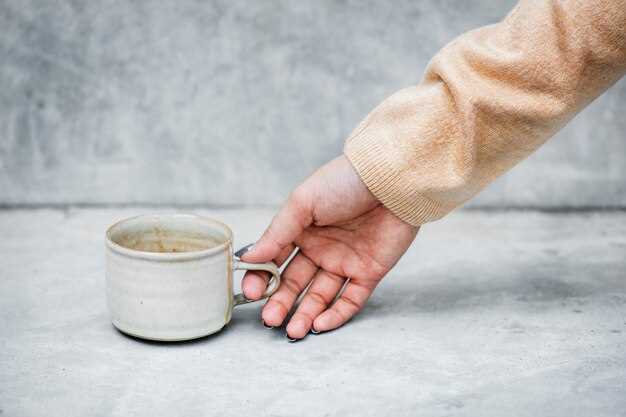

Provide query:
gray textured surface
left=1, top=208, right=625, bottom=416
left=1, top=1, right=625, bottom=208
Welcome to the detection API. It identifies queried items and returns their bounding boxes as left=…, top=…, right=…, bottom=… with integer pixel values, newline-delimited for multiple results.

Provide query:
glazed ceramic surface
left=105, top=214, right=280, bottom=341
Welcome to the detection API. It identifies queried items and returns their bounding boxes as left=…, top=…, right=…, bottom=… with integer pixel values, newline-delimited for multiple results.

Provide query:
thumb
left=242, top=187, right=313, bottom=263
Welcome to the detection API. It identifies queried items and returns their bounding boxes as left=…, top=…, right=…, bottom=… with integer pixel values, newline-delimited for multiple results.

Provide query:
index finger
left=242, top=187, right=313, bottom=263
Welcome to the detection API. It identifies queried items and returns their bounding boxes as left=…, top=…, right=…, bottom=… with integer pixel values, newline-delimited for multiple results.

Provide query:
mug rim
left=105, top=213, right=233, bottom=261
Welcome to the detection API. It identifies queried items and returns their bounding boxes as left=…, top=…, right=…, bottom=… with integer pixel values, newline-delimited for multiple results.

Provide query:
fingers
left=241, top=244, right=295, bottom=300
left=313, top=280, right=375, bottom=333
left=285, top=270, right=345, bottom=339
left=242, top=188, right=313, bottom=263
left=261, top=252, right=318, bottom=327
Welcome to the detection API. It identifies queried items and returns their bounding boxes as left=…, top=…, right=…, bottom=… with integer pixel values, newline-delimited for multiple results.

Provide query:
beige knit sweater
left=344, top=0, right=626, bottom=226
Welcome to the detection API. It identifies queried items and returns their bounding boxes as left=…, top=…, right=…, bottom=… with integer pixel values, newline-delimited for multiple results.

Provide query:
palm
left=242, top=156, right=418, bottom=340
left=296, top=206, right=417, bottom=285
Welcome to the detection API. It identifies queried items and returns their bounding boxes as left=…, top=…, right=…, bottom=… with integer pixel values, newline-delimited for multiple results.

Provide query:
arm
left=242, top=0, right=626, bottom=340
left=345, top=0, right=626, bottom=225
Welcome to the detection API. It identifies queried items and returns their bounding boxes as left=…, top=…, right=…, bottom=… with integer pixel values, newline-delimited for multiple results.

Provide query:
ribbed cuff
left=344, top=131, right=446, bottom=227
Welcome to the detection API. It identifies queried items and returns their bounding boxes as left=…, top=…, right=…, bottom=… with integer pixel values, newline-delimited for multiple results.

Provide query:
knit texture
left=344, top=0, right=626, bottom=226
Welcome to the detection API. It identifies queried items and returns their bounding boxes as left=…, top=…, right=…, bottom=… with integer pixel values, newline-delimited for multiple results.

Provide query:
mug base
left=112, top=321, right=226, bottom=342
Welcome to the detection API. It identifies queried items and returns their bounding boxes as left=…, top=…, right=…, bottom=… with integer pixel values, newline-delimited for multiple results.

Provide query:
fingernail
left=310, top=328, right=320, bottom=334
left=261, top=320, right=273, bottom=329
left=234, top=243, right=255, bottom=258
left=285, top=333, right=298, bottom=343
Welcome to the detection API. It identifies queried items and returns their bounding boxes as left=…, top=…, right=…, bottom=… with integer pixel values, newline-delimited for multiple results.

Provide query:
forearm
left=345, top=0, right=626, bottom=226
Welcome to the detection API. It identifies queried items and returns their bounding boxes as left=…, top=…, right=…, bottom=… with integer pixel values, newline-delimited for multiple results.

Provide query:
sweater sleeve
left=344, top=0, right=626, bottom=226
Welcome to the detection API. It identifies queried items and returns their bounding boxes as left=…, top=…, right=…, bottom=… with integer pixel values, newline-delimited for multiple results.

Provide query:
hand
left=241, top=155, right=418, bottom=340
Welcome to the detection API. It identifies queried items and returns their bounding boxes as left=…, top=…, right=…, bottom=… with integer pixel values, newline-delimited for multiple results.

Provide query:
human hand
left=240, top=155, right=418, bottom=340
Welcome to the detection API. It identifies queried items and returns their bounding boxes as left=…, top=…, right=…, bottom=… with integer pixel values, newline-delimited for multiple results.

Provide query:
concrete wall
left=1, top=0, right=625, bottom=207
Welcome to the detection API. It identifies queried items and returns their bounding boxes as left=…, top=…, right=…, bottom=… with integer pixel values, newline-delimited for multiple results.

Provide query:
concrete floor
left=1, top=208, right=625, bottom=417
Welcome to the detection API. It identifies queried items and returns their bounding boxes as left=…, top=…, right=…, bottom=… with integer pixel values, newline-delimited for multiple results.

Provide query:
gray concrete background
left=1, top=208, right=625, bottom=416
left=1, top=0, right=625, bottom=208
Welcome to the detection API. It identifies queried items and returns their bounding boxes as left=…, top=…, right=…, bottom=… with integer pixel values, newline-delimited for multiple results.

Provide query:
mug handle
left=232, top=258, right=281, bottom=306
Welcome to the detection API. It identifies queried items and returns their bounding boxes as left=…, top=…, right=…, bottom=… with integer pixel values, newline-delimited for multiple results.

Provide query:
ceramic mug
left=105, top=213, right=280, bottom=341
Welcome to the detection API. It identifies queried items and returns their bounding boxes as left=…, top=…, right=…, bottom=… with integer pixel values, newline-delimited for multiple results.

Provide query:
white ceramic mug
left=105, top=214, right=280, bottom=341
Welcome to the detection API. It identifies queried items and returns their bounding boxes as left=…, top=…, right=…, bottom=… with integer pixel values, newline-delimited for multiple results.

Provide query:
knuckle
left=291, top=311, right=314, bottom=325
left=327, top=273, right=345, bottom=286
left=243, top=271, right=269, bottom=283
left=340, top=295, right=362, bottom=313
left=281, top=279, right=302, bottom=297
left=329, top=307, right=348, bottom=324
left=289, top=185, right=307, bottom=204
left=288, top=186, right=312, bottom=214
left=266, top=298, right=291, bottom=318
left=306, top=290, right=330, bottom=306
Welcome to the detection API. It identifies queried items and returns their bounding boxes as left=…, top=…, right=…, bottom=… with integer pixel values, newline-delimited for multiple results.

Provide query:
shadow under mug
left=105, top=213, right=280, bottom=341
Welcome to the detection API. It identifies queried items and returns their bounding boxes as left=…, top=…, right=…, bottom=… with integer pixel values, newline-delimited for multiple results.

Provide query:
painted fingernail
left=234, top=243, right=255, bottom=258
left=285, top=333, right=298, bottom=343
left=261, top=320, right=274, bottom=329
left=310, top=328, right=320, bottom=334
